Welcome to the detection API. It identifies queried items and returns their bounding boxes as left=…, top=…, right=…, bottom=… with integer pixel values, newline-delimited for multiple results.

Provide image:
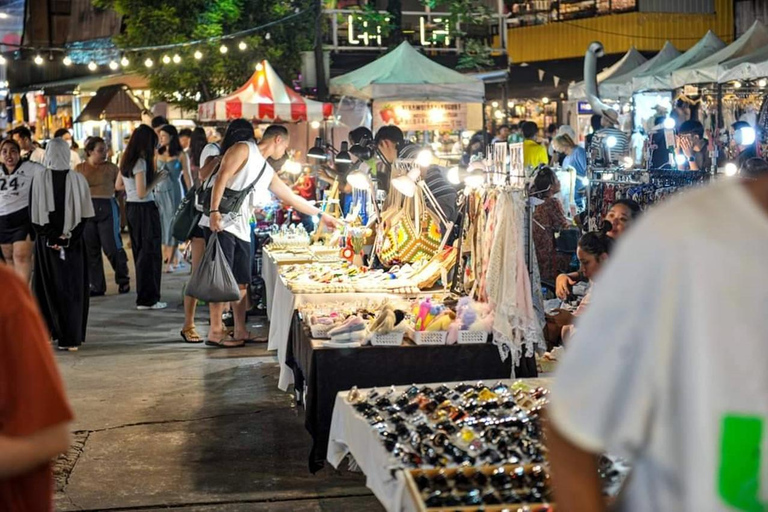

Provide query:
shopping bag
left=171, top=187, right=202, bottom=241
left=185, top=232, right=240, bottom=303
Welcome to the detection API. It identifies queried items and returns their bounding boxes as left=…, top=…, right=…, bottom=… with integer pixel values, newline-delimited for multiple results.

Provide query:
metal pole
left=314, top=0, right=328, bottom=101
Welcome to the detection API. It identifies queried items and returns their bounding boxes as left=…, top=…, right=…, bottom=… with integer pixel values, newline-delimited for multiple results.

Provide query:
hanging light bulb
left=144, top=58, right=154, bottom=68
left=34, top=54, right=44, bottom=65
left=121, top=56, right=129, bottom=67
left=759, top=78, right=767, bottom=88
left=88, top=61, right=97, bottom=71
left=238, top=41, right=247, bottom=51
left=162, top=55, right=171, bottom=64
left=265, top=32, right=271, bottom=40
left=108, top=60, right=119, bottom=70
left=194, top=50, right=203, bottom=60
left=219, top=44, right=228, bottom=54
left=0, top=55, right=6, bottom=66
left=172, top=54, right=181, bottom=64
left=62, top=56, right=72, bottom=66
left=733, top=81, right=742, bottom=89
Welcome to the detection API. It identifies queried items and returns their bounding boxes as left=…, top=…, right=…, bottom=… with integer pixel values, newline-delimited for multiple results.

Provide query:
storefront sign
left=683, top=85, right=700, bottom=96
left=372, top=101, right=468, bottom=131
left=577, top=101, right=593, bottom=115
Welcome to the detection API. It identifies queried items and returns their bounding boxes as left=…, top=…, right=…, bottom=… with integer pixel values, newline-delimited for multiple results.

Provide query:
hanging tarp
left=568, top=47, right=647, bottom=101
left=597, top=42, right=681, bottom=99
left=329, top=41, right=485, bottom=103
left=198, top=60, right=333, bottom=123
left=671, top=21, right=768, bottom=87
left=632, top=31, right=726, bottom=92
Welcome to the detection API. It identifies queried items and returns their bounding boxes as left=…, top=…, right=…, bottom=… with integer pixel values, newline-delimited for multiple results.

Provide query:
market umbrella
left=632, top=31, right=725, bottom=92
left=568, top=47, right=647, bottom=101
left=198, top=60, right=333, bottom=123
left=671, top=21, right=768, bottom=87
left=597, top=42, right=681, bottom=100
left=329, top=41, right=484, bottom=103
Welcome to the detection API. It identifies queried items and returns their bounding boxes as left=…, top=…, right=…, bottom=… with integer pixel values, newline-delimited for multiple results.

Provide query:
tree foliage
left=93, top=0, right=314, bottom=110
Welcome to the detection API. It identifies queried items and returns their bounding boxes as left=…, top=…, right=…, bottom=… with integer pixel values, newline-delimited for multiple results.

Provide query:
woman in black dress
left=30, top=138, right=94, bottom=351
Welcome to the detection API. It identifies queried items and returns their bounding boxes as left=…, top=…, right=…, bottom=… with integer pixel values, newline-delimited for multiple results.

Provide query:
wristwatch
left=688, top=156, right=695, bottom=162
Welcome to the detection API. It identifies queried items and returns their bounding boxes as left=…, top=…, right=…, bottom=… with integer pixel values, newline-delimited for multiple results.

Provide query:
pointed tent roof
left=329, top=41, right=485, bottom=103
left=568, top=46, right=647, bottom=100
left=632, top=31, right=725, bottom=92
left=597, top=42, right=680, bottom=99
left=718, top=44, right=768, bottom=83
left=671, top=21, right=768, bottom=87
left=75, top=84, right=145, bottom=123
left=198, top=60, right=333, bottom=123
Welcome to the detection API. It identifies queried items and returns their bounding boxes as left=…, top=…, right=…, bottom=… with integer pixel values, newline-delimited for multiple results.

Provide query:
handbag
left=171, top=186, right=202, bottom=241
left=376, top=186, right=442, bottom=267
left=202, top=162, right=268, bottom=215
left=185, top=232, right=241, bottom=303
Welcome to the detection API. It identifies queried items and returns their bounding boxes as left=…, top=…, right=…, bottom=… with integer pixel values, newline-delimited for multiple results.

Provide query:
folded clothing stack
left=323, top=316, right=367, bottom=348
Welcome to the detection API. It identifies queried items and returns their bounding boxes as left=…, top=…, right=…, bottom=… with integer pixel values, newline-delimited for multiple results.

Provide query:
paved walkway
left=53, top=251, right=381, bottom=511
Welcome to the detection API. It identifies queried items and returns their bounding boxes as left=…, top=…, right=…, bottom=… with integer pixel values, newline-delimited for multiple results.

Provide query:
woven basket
left=370, top=331, right=404, bottom=346
left=310, top=323, right=333, bottom=339
left=413, top=331, right=447, bottom=345
left=458, top=331, right=488, bottom=344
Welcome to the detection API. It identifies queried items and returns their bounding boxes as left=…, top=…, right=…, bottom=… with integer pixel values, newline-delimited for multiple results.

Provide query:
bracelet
left=210, top=209, right=219, bottom=213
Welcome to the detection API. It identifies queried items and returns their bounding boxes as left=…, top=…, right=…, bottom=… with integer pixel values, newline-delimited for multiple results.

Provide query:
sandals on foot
left=236, top=330, right=267, bottom=343
left=205, top=335, right=245, bottom=348
left=181, top=327, right=203, bottom=344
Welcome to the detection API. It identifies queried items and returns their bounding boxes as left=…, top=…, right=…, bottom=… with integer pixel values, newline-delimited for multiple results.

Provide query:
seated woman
left=552, top=133, right=587, bottom=210
left=555, top=199, right=639, bottom=300
left=532, top=167, right=573, bottom=284
left=559, top=231, right=613, bottom=343
left=30, top=139, right=95, bottom=351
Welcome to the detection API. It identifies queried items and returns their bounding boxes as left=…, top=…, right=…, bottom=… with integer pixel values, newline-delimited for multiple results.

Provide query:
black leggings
left=126, top=202, right=162, bottom=306
left=84, top=197, right=130, bottom=294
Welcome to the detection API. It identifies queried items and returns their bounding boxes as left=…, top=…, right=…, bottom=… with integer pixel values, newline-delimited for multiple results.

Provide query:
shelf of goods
left=328, top=379, right=629, bottom=512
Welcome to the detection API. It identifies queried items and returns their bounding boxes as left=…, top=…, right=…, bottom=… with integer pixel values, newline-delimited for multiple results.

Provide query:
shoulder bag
left=201, top=161, right=268, bottom=215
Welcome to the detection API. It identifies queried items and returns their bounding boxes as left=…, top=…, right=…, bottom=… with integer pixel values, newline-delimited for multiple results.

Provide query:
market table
left=268, top=276, right=424, bottom=391
left=285, top=316, right=531, bottom=473
left=262, top=248, right=314, bottom=322
left=327, top=379, right=550, bottom=512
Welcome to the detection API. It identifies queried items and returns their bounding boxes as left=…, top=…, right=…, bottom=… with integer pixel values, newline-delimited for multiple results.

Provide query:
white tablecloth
left=327, top=379, right=550, bottom=512
left=262, top=249, right=278, bottom=321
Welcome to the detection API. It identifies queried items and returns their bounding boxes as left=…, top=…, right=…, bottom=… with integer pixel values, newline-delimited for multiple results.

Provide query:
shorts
left=203, top=228, right=252, bottom=285
left=191, top=225, right=205, bottom=239
left=0, top=208, right=34, bottom=244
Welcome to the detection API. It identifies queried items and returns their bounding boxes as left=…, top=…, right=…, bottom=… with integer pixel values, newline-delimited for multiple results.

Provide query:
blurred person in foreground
left=547, top=172, right=768, bottom=511
left=0, top=264, right=73, bottom=511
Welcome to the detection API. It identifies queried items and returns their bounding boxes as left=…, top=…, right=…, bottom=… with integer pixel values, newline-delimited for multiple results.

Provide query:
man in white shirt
left=547, top=174, right=768, bottom=512
left=12, top=127, right=45, bottom=164
left=206, top=124, right=338, bottom=347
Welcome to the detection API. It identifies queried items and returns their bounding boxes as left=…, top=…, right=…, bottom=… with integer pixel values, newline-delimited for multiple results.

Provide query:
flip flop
left=236, top=331, right=267, bottom=343
left=181, top=327, right=203, bottom=344
left=205, top=336, right=245, bottom=348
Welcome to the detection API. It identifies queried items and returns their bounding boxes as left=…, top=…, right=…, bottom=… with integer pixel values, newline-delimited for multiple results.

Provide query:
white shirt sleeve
left=549, top=215, right=680, bottom=459
left=200, top=143, right=220, bottom=168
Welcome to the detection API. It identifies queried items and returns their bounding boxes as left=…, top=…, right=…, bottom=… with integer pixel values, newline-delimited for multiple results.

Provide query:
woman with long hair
left=531, top=167, right=572, bottom=283
left=30, top=138, right=94, bottom=350
left=116, top=125, right=168, bottom=310
left=0, top=139, right=43, bottom=281
left=188, top=127, right=207, bottom=188
left=180, top=120, right=255, bottom=344
left=77, top=137, right=131, bottom=296
left=156, top=124, right=192, bottom=273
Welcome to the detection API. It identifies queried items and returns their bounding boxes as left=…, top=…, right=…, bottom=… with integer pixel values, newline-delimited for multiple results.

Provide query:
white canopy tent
left=598, top=42, right=680, bottom=99
left=670, top=21, right=768, bottom=87
left=632, top=31, right=725, bottom=92
left=567, top=47, right=647, bottom=100
left=329, top=41, right=485, bottom=103
left=718, top=44, right=768, bottom=83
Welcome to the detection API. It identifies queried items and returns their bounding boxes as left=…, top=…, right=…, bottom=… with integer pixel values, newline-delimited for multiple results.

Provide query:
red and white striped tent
left=198, top=60, right=333, bottom=123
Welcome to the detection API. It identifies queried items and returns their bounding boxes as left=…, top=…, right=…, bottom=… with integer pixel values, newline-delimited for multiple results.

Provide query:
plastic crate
left=458, top=331, right=488, bottom=344
left=310, top=323, right=333, bottom=339
left=412, top=331, right=447, bottom=345
left=370, top=331, right=404, bottom=346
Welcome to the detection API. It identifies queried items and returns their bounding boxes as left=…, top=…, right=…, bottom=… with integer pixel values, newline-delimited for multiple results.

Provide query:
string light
left=194, top=50, right=203, bottom=60
left=162, top=55, right=171, bottom=64
left=108, top=60, right=119, bottom=70
left=121, top=56, right=129, bottom=67
left=265, top=32, right=271, bottom=40
left=0, top=55, right=6, bottom=66
left=34, top=54, right=44, bottom=65
left=238, top=41, right=247, bottom=51
left=144, top=58, right=153, bottom=68
left=172, top=54, right=181, bottom=64
left=88, top=61, right=97, bottom=71
left=219, top=44, right=228, bottom=54
left=62, top=56, right=72, bottom=66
